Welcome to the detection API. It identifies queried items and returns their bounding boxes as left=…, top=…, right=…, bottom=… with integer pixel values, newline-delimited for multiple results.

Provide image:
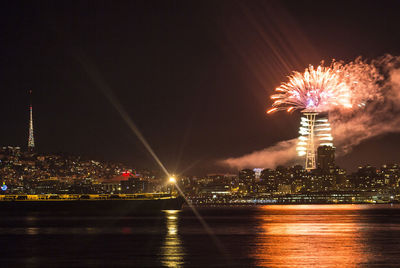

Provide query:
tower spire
left=304, top=112, right=317, bottom=170
left=297, top=111, right=333, bottom=170
left=28, top=90, right=35, bottom=151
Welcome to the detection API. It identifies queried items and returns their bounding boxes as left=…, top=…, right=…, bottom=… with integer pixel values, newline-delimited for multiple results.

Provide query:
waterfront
left=1, top=205, right=400, bottom=267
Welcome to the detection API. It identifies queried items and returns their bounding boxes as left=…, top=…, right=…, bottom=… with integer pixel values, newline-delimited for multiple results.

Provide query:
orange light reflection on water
left=261, top=204, right=368, bottom=210
left=252, top=205, right=370, bottom=267
left=160, top=210, right=185, bottom=268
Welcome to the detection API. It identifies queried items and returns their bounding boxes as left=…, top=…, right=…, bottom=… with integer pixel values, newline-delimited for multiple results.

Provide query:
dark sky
left=1, top=0, right=400, bottom=175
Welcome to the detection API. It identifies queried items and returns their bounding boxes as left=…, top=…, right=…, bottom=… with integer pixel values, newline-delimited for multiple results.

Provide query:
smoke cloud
left=331, top=55, right=400, bottom=154
left=223, top=139, right=299, bottom=170
left=222, top=55, right=400, bottom=170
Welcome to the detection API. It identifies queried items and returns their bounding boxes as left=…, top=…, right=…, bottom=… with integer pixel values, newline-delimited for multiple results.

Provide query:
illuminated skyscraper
left=296, top=112, right=333, bottom=170
left=28, top=91, right=35, bottom=151
left=317, top=145, right=335, bottom=174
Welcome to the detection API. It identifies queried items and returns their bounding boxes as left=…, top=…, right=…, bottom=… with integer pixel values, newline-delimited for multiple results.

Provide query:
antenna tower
left=28, top=90, right=35, bottom=151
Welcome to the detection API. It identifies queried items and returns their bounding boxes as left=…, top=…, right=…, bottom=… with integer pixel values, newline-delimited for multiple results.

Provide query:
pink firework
left=267, top=64, right=353, bottom=113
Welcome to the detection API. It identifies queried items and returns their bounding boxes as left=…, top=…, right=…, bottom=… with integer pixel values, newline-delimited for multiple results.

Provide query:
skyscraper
left=28, top=91, right=35, bottom=151
left=317, top=145, right=335, bottom=173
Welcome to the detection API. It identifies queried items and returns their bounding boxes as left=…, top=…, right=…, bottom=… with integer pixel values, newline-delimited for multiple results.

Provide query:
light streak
left=76, top=55, right=171, bottom=177
left=76, top=54, right=233, bottom=265
left=172, top=182, right=234, bottom=265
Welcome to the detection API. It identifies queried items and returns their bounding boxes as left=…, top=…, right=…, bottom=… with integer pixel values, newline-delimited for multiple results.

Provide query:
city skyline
left=2, top=1, right=400, bottom=174
left=3, top=2, right=400, bottom=268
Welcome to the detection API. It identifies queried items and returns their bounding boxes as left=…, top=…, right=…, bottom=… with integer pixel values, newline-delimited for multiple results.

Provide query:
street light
left=168, top=176, right=176, bottom=194
left=169, top=177, right=176, bottom=184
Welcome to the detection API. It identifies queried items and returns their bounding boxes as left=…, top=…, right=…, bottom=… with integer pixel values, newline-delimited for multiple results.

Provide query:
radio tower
left=28, top=90, right=35, bottom=151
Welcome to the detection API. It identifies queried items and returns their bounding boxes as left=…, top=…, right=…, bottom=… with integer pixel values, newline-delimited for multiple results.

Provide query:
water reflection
left=252, top=205, right=369, bottom=267
left=160, top=210, right=185, bottom=267
left=26, top=227, right=39, bottom=235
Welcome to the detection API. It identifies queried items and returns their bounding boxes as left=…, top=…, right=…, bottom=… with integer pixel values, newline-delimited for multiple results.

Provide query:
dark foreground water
left=2, top=204, right=400, bottom=267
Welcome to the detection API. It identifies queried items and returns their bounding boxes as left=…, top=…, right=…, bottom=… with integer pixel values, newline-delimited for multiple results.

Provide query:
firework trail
left=223, top=55, right=400, bottom=170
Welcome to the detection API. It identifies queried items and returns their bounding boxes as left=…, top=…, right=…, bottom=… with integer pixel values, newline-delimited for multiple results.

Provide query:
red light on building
left=122, top=171, right=131, bottom=177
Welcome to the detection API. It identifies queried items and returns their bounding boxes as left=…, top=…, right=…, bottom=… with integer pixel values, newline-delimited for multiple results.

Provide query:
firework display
left=267, top=65, right=352, bottom=114
left=267, top=60, right=375, bottom=169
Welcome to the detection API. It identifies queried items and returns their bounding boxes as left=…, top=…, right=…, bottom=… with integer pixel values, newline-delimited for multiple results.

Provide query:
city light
left=122, top=171, right=131, bottom=177
left=4, top=2, right=400, bottom=267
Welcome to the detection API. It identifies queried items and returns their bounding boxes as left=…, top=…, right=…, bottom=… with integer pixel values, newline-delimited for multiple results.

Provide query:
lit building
left=121, top=177, right=152, bottom=193
left=239, top=169, right=256, bottom=194
left=253, top=168, right=263, bottom=180
left=260, top=169, right=277, bottom=192
left=317, top=145, right=336, bottom=174
left=239, top=169, right=255, bottom=181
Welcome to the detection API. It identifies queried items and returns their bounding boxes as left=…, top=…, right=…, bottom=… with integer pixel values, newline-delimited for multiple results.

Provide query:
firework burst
left=224, top=55, right=394, bottom=170
left=266, top=59, right=382, bottom=169
left=267, top=64, right=353, bottom=113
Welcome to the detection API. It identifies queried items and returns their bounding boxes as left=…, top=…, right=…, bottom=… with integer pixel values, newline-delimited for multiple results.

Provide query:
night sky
left=1, top=0, right=400, bottom=175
